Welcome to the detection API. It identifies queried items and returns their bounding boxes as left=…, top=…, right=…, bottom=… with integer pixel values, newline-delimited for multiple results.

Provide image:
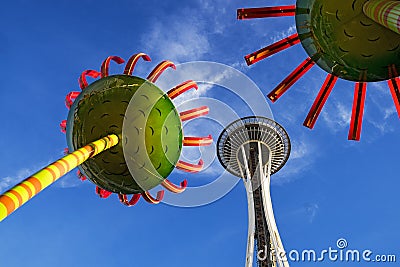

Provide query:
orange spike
left=77, top=170, right=86, bottom=181
left=388, top=78, right=400, bottom=118
left=176, top=159, right=204, bottom=173
left=348, top=82, right=367, bottom=141
left=180, top=106, right=209, bottom=121
left=161, top=179, right=188, bottom=193
left=101, top=56, right=125, bottom=78
left=141, top=190, right=164, bottom=204
left=245, top=33, right=300, bottom=65
left=388, top=64, right=399, bottom=79
left=147, top=60, right=176, bottom=82
left=167, top=80, right=198, bottom=99
left=118, top=194, right=141, bottom=206
left=303, top=74, right=338, bottom=129
left=79, top=70, right=101, bottom=89
left=237, top=5, right=296, bottom=19
left=60, top=120, right=67, bottom=133
left=124, top=53, right=151, bottom=75
left=183, top=135, right=213, bottom=146
left=65, top=91, right=80, bottom=109
left=267, top=57, right=315, bottom=102
left=95, top=186, right=112, bottom=199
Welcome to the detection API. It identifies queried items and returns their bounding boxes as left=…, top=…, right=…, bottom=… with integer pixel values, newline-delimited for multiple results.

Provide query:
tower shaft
left=249, top=147, right=273, bottom=267
left=217, top=116, right=291, bottom=267
left=240, top=141, right=288, bottom=267
left=253, top=180, right=273, bottom=267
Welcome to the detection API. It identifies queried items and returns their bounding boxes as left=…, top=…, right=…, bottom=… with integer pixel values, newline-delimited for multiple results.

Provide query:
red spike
left=118, top=194, right=141, bottom=206
left=65, top=91, right=80, bottom=109
left=388, top=64, right=399, bottom=79
left=176, top=159, right=204, bottom=173
left=95, top=186, right=112, bottom=198
left=237, top=5, right=296, bottom=20
left=147, top=60, right=176, bottom=82
left=245, top=33, right=300, bottom=66
left=348, top=82, right=367, bottom=141
left=101, top=56, right=125, bottom=78
left=77, top=170, right=87, bottom=181
left=180, top=106, right=209, bottom=121
left=161, top=179, right=188, bottom=194
left=124, top=53, right=151, bottom=75
left=141, top=190, right=164, bottom=204
left=167, top=80, right=198, bottom=99
left=79, top=70, right=101, bottom=89
left=303, top=74, right=338, bottom=129
left=183, top=135, right=213, bottom=146
left=267, top=57, right=315, bottom=102
left=388, top=78, right=400, bottom=118
left=60, top=120, right=67, bottom=133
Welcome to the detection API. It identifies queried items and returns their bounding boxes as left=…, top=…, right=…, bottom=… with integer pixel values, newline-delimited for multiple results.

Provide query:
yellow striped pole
left=0, top=134, right=119, bottom=222
left=363, top=0, right=400, bottom=35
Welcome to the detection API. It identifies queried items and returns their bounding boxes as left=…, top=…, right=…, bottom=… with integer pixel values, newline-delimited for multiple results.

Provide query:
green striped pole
left=0, top=134, right=119, bottom=222
left=363, top=0, right=400, bottom=35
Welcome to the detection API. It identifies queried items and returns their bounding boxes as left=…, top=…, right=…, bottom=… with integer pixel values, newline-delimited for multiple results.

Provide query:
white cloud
left=320, top=96, right=352, bottom=132
left=271, top=24, right=297, bottom=43
left=55, top=172, right=84, bottom=188
left=305, top=203, right=319, bottom=223
left=364, top=82, right=398, bottom=136
left=272, top=136, right=316, bottom=184
left=0, top=168, right=32, bottom=192
left=292, top=202, right=319, bottom=223
left=142, top=18, right=210, bottom=63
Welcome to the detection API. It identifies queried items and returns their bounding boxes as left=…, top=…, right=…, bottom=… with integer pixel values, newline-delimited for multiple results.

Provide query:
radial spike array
left=161, top=179, right=188, bottom=193
left=183, top=135, right=213, bottom=146
left=180, top=106, right=209, bottom=121
left=124, top=53, right=151, bottom=75
left=79, top=70, right=101, bottom=89
left=176, top=159, right=204, bottom=173
left=65, top=92, right=80, bottom=109
left=167, top=80, right=198, bottom=99
left=0, top=52, right=214, bottom=222
left=245, top=33, right=300, bottom=66
left=304, top=74, right=338, bottom=129
left=388, top=78, right=400, bottom=117
left=141, top=190, right=165, bottom=204
left=59, top=53, right=211, bottom=208
left=348, top=82, right=367, bottom=141
left=96, top=186, right=112, bottom=199
left=101, top=56, right=125, bottom=78
left=238, top=1, right=400, bottom=141
left=267, top=57, right=316, bottom=102
left=237, top=5, right=296, bottom=20
left=147, top=60, right=176, bottom=82
left=119, top=194, right=141, bottom=206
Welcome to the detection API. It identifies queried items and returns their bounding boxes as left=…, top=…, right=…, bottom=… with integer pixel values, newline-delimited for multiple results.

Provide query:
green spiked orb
left=296, top=0, right=400, bottom=82
left=237, top=1, right=400, bottom=141
left=67, top=75, right=182, bottom=194
left=62, top=54, right=211, bottom=203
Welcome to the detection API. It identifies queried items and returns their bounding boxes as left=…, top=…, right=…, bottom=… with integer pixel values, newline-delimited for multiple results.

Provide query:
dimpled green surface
left=66, top=75, right=182, bottom=194
left=296, top=0, right=400, bottom=82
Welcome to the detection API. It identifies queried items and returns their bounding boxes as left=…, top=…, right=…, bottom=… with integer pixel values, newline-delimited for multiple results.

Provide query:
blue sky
left=0, top=0, right=399, bottom=266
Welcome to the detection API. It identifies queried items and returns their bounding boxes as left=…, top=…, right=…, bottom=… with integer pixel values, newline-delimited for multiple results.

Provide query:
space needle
left=217, top=116, right=291, bottom=267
